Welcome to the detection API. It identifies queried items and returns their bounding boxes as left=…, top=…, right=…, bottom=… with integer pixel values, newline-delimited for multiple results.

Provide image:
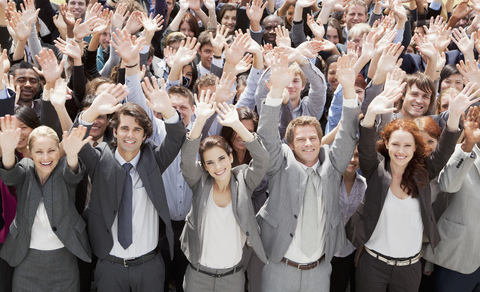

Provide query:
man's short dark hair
left=109, top=103, right=153, bottom=148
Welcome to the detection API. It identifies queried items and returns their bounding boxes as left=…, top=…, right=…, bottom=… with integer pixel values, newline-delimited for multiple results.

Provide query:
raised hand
left=365, top=83, right=405, bottom=126
left=225, top=31, right=251, bottom=65
left=59, top=3, right=76, bottom=30
left=296, top=0, right=316, bottom=8
left=374, top=29, right=396, bottom=56
left=54, top=38, right=82, bottom=61
left=125, top=11, right=143, bottom=34
left=164, top=46, right=177, bottom=68
left=373, top=42, right=404, bottom=84
left=262, top=43, right=274, bottom=67
left=92, top=9, right=111, bottom=35
left=448, top=82, right=480, bottom=120
left=188, top=0, right=201, bottom=11
left=194, top=89, right=216, bottom=121
left=111, top=28, right=146, bottom=66
left=209, top=25, right=232, bottom=56
left=34, top=48, right=65, bottom=84
left=246, top=0, right=267, bottom=25
left=384, top=66, right=406, bottom=91
left=452, top=27, right=475, bottom=61
left=140, top=12, right=164, bottom=41
left=336, top=55, right=356, bottom=92
left=462, top=106, right=480, bottom=151
left=296, top=40, right=322, bottom=59
left=111, top=3, right=129, bottom=28
left=85, top=3, right=103, bottom=21
left=204, top=0, right=216, bottom=11
left=0, top=115, right=21, bottom=156
left=216, top=102, right=240, bottom=127
left=62, top=125, right=92, bottom=157
left=0, top=48, right=7, bottom=79
left=46, top=78, right=68, bottom=107
left=275, top=26, right=291, bottom=48
left=457, top=60, right=480, bottom=90
left=306, top=14, right=324, bottom=40
left=269, top=52, right=293, bottom=96
left=7, top=9, right=34, bottom=42
left=141, top=77, right=175, bottom=118
left=215, top=72, right=236, bottom=103
left=173, top=37, right=201, bottom=66
left=20, top=0, right=39, bottom=24
left=83, top=83, right=129, bottom=122
left=234, top=54, right=253, bottom=75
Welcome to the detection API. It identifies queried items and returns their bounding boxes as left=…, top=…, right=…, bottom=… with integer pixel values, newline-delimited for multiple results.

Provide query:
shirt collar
left=115, top=149, right=142, bottom=169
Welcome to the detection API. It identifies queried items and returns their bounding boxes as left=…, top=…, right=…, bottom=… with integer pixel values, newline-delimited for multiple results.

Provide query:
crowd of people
left=0, top=0, right=480, bottom=290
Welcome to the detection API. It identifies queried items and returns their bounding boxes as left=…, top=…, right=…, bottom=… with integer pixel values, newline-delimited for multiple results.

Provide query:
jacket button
left=290, top=233, right=293, bottom=237
left=52, top=227, right=57, bottom=232
left=106, top=229, right=110, bottom=234
left=246, top=231, right=250, bottom=236
left=294, top=215, right=298, bottom=219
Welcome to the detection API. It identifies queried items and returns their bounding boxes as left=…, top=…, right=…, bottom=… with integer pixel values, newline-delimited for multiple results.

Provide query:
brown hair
left=168, top=85, right=195, bottom=106
left=285, top=116, right=323, bottom=146
left=165, top=32, right=187, bottom=47
left=220, top=107, right=258, bottom=167
left=414, top=116, right=441, bottom=155
left=199, top=135, right=233, bottom=165
left=327, top=18, right=344, bottom=44
left=86, top=77, right=115, bottom=96
left=377, top=119, right=428, bottom=198
left=180, top=12, right=201, bottom=38
left=436, top=87, right=457, bottom=115
left=398, top=72, right=436, bottom=115
left=109, top=103, right=153, bottom=148
left=195, top=73, right=217, bottom=94
left=289, top=63, right=307, bottom=86
left=217, top=3, right=237, bottom=24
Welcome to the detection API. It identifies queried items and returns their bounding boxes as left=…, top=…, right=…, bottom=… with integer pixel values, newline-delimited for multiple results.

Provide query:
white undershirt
left=365, top=188, right=423, bottom=258
left=110, top=150, right=159, bottom=258
left=199, top=189, right=246, bottom=268
left=30, top=198, right=64, bottom=250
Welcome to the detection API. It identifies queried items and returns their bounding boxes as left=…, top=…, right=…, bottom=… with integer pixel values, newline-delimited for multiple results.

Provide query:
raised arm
left=0, top=115, right=21, bottom=170
left=62, top=125, right=92, bottom=173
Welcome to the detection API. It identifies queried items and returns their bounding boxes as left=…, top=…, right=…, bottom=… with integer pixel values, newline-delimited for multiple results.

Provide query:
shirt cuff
left=250, top=26, right=263, bottom=33
left=343, top=94, right=359, bottom=108
left=0, top=87, right=10, bottom=100
left=79, top=113, right=94, bottom=126
left=265, top=96, right=283, bottom=106
left=164, top=111, right=180, bottom=124
left=429, top=1, right=442, bottom=10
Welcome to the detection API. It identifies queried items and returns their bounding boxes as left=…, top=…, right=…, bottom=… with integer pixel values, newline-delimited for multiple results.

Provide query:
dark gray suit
left=77, top=117, right=186, bottom=260
left=0, top=157, right=91, bottom=267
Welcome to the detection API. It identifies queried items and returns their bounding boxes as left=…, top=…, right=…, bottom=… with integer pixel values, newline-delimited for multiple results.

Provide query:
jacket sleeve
left=425, top=127, right=462, bottom=181
left=242, top=135, right=270, bottom=191
left=358, top=123, right=381, bottom=181
left=301, top=60, right=327, bottom=120
left=153, top=116, right=186, bottom=173
left=0, top=157, right=27, bottom=187
left=180, top=136, right=205, bottom=188
left=437, top=145, right=477, bottom=193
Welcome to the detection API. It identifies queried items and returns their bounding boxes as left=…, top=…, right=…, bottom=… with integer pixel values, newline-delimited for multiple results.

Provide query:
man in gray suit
left=257, top=53, right=361, bottom=291
left=76, top=83, right=186, bottom=291
left=423, top=107, right=480, bottom=292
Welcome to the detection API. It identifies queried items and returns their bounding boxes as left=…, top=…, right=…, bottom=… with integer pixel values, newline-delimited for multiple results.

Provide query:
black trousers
left=160, top=220, right=189, bottom=292
left=330, top=251, right=356, bottom=292
left=0, top=243, right=13, bottom=292
left=356, top=249, right=421, bottom=292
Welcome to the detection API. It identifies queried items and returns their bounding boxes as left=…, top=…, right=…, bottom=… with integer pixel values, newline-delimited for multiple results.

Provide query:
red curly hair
left=377, top=119, right=428, bottom=198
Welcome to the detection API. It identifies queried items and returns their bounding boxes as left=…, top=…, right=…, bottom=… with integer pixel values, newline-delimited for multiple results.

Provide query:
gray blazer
left=76, top=116, right=186, bottom=260
left=180, top=135, right=269, bottom=266
left=256, top=102, right=360, bottom=264
left=423, top=144, right=480, bottom=274
left=0, top=157, right=91, bottom=267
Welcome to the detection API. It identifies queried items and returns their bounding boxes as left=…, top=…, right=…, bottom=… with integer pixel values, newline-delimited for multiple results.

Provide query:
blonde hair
left=348, top=23, right=371, bottom=40
left=28, top=126, right=59, bottom=150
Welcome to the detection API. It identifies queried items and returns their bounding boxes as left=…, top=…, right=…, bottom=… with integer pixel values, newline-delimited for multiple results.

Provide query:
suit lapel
left=198, top=177, right=214, bottom=224
left=473, top=147, right=480, bottom=175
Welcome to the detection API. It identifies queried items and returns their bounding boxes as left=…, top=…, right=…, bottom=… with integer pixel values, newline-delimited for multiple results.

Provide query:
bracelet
left=213, top=55, right=222, bottom=59
left=74, top=39, right=83, bottom=43
left=125, top=63, right=138, bottom=68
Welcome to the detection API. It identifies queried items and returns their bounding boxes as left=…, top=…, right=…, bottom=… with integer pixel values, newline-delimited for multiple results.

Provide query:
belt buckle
left=386, top=259, right=396, bottom=266
left=124, top=259, right=129, bottom=268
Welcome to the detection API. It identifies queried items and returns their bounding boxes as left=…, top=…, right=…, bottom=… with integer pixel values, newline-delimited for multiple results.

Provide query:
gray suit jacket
left=423, top=144, right=480, bottom=274
left=77, top=116, right=186, bottom=259
left=0, top=157, right=91, bottom=267
left=257, top=102, right=360, bottom=264
left=180, top=135, right=269, bottom=265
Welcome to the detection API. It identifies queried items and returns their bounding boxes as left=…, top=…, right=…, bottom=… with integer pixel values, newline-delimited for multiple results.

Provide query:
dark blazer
left=0, top=157, right=91, bottom=267
left=346, top=124, right=460, bottom=250
left=180, top=135, right=269, bottom=265
left=76, top=116, right=186, bottom=259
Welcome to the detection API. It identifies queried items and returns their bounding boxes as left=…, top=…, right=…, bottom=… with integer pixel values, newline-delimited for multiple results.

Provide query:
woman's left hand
left=216, top=102, right=239, bottom=128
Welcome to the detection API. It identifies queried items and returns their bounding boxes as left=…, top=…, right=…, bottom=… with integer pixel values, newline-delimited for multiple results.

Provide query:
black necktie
left=118, top=163, right=133, bottom=249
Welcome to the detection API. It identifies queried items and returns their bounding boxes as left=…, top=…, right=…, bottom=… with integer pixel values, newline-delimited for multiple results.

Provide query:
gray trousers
left=355, top=249, right=421, bottom=292
left=261, top=258, right=331, bottom=292
left=13, top=248, right=79, bottom=292
left=242, top=245, right=264, bottom=292
left=184, top=263, right=245, bottom=292
left=94, top=252, right=165, bottom=292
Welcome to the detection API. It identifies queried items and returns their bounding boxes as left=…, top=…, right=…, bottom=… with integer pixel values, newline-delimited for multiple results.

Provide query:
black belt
left=105, top=250, right=157, bottom=267
left=190, top=262, right=243, bottom=278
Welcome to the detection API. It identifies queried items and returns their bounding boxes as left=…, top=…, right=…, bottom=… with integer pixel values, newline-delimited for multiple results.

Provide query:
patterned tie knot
left=123, top=163, right=133, bottom=172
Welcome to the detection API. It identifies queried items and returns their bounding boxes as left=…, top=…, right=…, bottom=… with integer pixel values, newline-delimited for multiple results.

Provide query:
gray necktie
left=301, top=168, right=318, bottom=257
left=118, top=163, right=133, bottom=250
